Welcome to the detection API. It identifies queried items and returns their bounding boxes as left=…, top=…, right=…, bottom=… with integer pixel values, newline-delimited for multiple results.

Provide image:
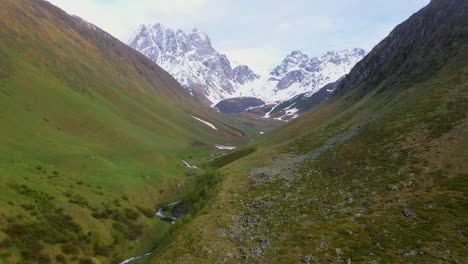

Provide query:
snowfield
left=191, top=116, right=218, bottom=130
left=215, top=144, right=237, bottom=150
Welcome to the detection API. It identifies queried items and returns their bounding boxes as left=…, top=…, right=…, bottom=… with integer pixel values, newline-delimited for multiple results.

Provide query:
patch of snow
left=215, top=144, right=237, bottom=150
left=191, top=116, right=218, bottom=130
left=182, top=160, right=198, bottom=169
left=263, top=103, right=280, bottom=118
left=274, top=107, right=300, bottom=121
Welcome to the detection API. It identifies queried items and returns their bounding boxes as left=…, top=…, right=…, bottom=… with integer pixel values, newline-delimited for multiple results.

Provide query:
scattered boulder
left=300, top=255, right=312, bottom=263
left=402, top=209, right=415, bottom=218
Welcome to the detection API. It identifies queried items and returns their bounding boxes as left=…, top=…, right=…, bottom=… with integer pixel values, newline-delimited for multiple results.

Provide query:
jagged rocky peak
left=243, top=48, right=366, bottom=104
left=320, top=48, right=366, bottom=65
left=128, top=23, right=364, bottom=109
left=128, top=23, right=260, bottom=105
left=271, top=51, right=309, bottom=77
left=233, top=65, right=260, bottom=85
left=187, top=28, right=215, bottom=55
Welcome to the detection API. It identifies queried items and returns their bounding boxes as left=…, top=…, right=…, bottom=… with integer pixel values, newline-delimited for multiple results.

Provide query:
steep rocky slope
left=263, top=79, right=341, bottom=120
left=147, top=0, right=468, bottom=263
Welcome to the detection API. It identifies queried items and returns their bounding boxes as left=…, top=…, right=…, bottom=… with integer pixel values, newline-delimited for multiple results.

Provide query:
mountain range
left=128, top=24, right=260, bottom=105
left=128, top=24, right=366, bottom=109
left=237, top=48, right=365, bottom=103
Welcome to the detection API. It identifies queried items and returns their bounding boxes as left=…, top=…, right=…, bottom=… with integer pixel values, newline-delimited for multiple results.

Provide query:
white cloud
left=223, top=48, right=283, bottom=76
left=275, top=16, right=334, bottom=33
left=47, top=0, right=225, bottom=41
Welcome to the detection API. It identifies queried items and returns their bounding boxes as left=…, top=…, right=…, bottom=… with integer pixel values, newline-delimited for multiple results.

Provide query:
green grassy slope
left=149, top=0, right=468, bottom=263
left=0, top=0, right=252, bottom=263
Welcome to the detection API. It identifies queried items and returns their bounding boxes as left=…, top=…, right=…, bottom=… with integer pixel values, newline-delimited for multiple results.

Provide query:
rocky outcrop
left=233, top=65, right=260, bottom=85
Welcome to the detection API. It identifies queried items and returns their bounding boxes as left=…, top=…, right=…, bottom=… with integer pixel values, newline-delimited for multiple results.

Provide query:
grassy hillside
left=0, top=0, right=262, bottom=263
left=148, top=0, right=468, bottom=263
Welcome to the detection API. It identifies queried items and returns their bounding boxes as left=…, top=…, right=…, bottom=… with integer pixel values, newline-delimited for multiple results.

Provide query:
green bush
left=79, top=257, right=94, bottom=264
left=136, top=206, right=154, bottom=218
left=61, top=243, right=80, bottom=255
left=55, top=254, right=67, bottom=263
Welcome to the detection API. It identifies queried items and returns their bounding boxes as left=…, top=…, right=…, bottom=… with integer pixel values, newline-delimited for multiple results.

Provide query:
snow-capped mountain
left=128, top=23, right=259, bottom=105
left=237, top=48, right=366, bottom=103
left=128, top=23, right=365, bottom=111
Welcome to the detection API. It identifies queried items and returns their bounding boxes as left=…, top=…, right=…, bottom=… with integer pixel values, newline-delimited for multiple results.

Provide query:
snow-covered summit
left=128, top=23, right=365, bottom=107
left=128, top=23, right=259, bottom=105
left=235, top=48, right=366, bottom=103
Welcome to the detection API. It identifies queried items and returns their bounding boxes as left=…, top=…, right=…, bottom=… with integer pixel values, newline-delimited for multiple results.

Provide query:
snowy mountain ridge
left=235, top=48, right=366, bottom=103
left=128, top=23, right=259, bottom=105
left=128, top=23, right=365, bottom=106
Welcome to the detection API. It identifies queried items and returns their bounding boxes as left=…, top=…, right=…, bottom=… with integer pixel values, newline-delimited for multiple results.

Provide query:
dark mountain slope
left=336, top=0, right=467, bottom=97
left=266, top=80, right=340, bottom=120
left=215, top=97, right=265, bottom=114
left=147, top=0, right=468, bottom=263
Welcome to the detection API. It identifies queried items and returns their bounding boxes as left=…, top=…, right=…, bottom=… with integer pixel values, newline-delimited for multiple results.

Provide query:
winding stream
left=120, top=160, right=196, bottom=263
left=119, top=200, right=182, bottom=263
left=120, top=201, right=182, bottom=264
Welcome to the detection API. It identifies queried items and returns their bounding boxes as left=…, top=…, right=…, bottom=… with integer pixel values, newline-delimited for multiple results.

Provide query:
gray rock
left=402, top=209, right=415, bottom=217
left=403, top=251, right=417, bottom=257
left=300, top=255, right=312, bottom=263
left=386, top=184, right=399, bottom=191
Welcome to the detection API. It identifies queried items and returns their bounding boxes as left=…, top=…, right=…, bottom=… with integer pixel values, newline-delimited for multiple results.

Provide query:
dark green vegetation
left=209, top=147, right=256, bottom=168
left=0, top=0, right=278, bottom=263
left=146, top=0, right=468, bottom=263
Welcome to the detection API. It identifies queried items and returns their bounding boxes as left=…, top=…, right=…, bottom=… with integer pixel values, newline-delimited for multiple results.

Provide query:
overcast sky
left=47, top=0, right=430, bottom=74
